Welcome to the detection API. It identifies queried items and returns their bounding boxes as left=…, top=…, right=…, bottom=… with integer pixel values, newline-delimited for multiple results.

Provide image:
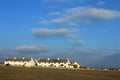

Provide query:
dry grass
left=0, top=66, right=120, bottom=80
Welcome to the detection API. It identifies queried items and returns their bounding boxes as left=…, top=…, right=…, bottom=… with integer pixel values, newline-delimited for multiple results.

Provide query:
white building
left=4, top=57, right=35, bottom=67
left=72, top=62, right=81, bottom=68
left=36, top=58, right=80, bottom=68
left=4, top=57, right=80, bottom=68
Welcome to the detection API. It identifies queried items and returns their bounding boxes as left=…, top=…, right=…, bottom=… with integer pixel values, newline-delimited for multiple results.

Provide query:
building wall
left=4, top=58, right=80, bottom=68
left=73, top=62, right=81, bottom=68
left=27, top=59, right=36, bottom=67
left=4, top=58, right=35, bottom=67
left=36, top=61, right=74, bottom=68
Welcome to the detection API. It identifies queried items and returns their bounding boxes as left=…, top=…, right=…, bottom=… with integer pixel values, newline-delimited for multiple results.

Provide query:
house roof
left=5, top=58, right=31, bottom=62
left=38, top=59, right=68, bottom=63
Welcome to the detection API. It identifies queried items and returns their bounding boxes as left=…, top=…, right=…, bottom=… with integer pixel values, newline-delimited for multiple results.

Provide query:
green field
left=0, top=66, right=120, bottom=80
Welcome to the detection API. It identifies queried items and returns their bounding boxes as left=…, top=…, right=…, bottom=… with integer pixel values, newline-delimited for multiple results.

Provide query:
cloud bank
left=97, top=1, right=105, bottom=5
left=39, top=7, right=120, bottom=27
left=73, top=40, right=85, bottom=46
left=53, top=7, right=120, bottom=24
left=15, top=45, right=49, bottom=54
left=31, top=28, right=77, bottom=38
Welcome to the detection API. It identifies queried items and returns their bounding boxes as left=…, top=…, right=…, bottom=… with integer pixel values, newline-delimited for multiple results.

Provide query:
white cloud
left=40, top=7, right=120, bottom=27
left=37, top=20, right=49, bottom=24
left=0, top=45, right=49, bottom=58
left=16, top=45, right=49, bottom=53
left=48, top=12, right=61, bottom=16
left=97, top=1, right=105, bottom=5
left=73, top=40, right=85, bottom=46
left=31, top=28, right=77, bottom=38
left=57, top=7, right=120, bottom=24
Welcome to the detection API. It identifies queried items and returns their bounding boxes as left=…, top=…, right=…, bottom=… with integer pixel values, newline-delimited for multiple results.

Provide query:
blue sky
left=0, top=0, right=120, bottom=68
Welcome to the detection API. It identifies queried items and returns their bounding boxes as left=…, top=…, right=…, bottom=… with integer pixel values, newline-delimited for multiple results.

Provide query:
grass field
left=0, top=66, right=120, bottom=80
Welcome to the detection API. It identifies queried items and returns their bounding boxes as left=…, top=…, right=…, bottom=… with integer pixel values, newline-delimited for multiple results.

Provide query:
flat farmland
left=0, top=67, right=120, bottom=80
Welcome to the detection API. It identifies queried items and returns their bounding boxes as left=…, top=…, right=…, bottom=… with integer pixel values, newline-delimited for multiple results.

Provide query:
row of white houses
left=4, top=57, right=80, bottom=68
left=4, top=57, right=35, bottom=67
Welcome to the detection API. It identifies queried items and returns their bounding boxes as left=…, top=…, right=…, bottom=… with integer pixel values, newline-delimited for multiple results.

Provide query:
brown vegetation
left=0, top=66, right=120, bottom=80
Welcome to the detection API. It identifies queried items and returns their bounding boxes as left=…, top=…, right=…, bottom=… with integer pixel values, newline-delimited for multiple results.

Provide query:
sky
left=0, top=0, right=120, bottom=68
